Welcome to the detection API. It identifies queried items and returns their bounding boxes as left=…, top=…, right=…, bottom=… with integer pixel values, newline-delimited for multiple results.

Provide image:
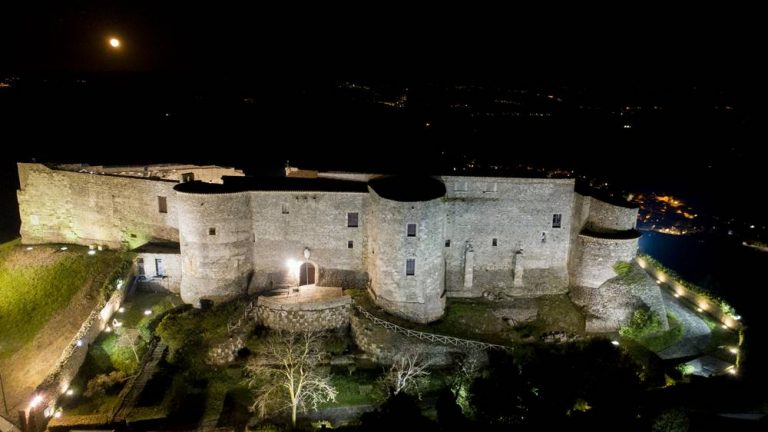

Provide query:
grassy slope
left=0, top=239, right=128, bottom=358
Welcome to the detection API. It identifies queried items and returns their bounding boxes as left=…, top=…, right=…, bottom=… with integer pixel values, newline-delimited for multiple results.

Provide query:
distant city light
left=109, top=38, right=121, bottom=48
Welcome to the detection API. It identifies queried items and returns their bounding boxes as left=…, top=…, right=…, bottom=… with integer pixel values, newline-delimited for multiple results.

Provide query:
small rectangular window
left=347, top=212, right=359, bottom=227
left=209, top=227, right=216, bottom=236
left=492, top=238, right=498, bottom=246
left=282, top=204, right=289, bottom=214
left=406, top=223, right=417, bottom=237
left=181, top=172, right=195, bottom=182
left=552, top=213, right=562, bottom=228
left=348, top=240, right=354, bottom=249
left=158, top=196, right=167, bottom=213
left=406, top=258, right=416, bottom=276
left=445, top=240, right=451, bottom=247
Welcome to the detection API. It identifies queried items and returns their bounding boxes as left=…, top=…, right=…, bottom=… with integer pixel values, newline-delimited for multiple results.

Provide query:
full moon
left=109, top=38, right=121, bottom=48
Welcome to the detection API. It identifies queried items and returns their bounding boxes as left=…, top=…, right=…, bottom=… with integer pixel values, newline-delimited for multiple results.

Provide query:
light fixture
left=144, top=310, right=152, bottom=316
left=611, top=340, right=620, bottom=346
left=29, top=394, right=43, bottom=409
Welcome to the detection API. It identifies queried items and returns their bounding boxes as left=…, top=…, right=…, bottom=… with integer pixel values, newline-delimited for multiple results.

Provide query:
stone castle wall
left=569, top=233, right=640, bottom=288
left=584, top=198, right=638, bottom=234
left=255, top=295, right=352, bottom=332
left=17, top=163, right=179, bottom=249
left=248, top=192, right=369, bottom=291
left=367, top=188, right=446, bottom=323
left=176, top=191, right=254, bottom=306
left=135, top=252, right=182, bottom=293
left=442, top=177, right=575, bottom=297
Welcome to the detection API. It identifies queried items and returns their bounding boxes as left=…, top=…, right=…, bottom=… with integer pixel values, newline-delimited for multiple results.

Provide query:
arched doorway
left=299, top=262, right=316, bottom=286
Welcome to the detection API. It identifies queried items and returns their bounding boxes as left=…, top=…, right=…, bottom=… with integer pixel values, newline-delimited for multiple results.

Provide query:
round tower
left=367, top=176, right=447, bottom=323
left=175, top=184, right=253, bottom=306
left=570, top=197, right=640, bottom=288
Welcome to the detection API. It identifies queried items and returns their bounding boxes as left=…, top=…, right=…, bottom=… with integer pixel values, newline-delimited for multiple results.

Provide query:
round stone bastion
left=255, top=286, right=352, bottom=332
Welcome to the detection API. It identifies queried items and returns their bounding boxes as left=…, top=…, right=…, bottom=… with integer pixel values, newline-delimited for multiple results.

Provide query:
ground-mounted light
left=65, top=389, right=74, bottom=396
left=727, top=367, right=738, bottom=375
left=116, top=279, right=123, bottom=289
left=105, top=326, right=112, bottom=333
left=611, top=340, right=620, bottom=346
left=75, top=339, right=83, bottom=347
left=29, top=394, right=43, bottom=409
left=97, top=245, right=103, bottom=251
left=118, top=307, right=125, bottom=313
left=673, top=293, right=680, bottom=298
left=728, top=347, right=739, bottom=355
left=144, top=309, right=152, bottom=316
left=89, top=245, right=95, bottom=250
left=54, top=409, right=62, bottom=418
left=696, top=307, right=703, bottom=313
left=87, top=250, right=96, bottom=256
left=26, top=246, right=34, bottom=251
left=60, top=246, right=68, bottom=251
left=721, top=324, right=729, bottom=329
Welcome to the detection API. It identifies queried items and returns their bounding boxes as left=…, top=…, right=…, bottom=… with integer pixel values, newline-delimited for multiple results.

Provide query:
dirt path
left=0, top=274, right=102, bottom=418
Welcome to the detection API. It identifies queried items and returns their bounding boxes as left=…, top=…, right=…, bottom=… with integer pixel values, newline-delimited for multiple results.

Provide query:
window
left=454, top=181, right=467, bottom=192
left=208, top=227, right=216, bottom=236
left=445, top=240, right=451, bottom=247
left=347, top=212, right=359, bottom=227
left=30, top=214, right=39, bottom=226
left=541, top=231, right=547, bottom=243
left=181, top=172, right=195, bottom=182
left=282, top=204, right=289, bottom=214
left=406, top=223, right=417, bottom=237
left=155, top=258, right=165, bottom=276
left=484, top=182, right=498, bottom=193
left=492, top=238, right=498, bottom=246
left=552, top=213, right=562, bottom=228
left=348, top=240, right=354, bottom=249
left=158, top=196, right=167, bottom=213
left=406, top=258, right=416, bottom=276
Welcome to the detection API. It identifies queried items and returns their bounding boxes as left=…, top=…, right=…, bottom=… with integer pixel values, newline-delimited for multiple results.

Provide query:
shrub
left=675, top=363, right=695, bottom=376
left=619, top=309, right=664, bottom=339
left=84, top=371, right=128, bottom=397
left=613, top=261, right=632, bottom=277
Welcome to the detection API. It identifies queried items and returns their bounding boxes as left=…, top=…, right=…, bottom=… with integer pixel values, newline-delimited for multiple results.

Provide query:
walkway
left=657, top=291, right=712, bottom=359
left=111, top=339, right=167, bottom=422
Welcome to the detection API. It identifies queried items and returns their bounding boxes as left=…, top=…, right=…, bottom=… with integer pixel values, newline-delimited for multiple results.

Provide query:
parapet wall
left=255, top=295, right=352, bottom=332
left=17, top=163, right=179, bottom=249
left=584, top=198, right=638, bottom=234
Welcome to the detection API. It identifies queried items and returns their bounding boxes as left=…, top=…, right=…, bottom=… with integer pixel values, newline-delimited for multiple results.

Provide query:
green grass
left=0, top=239, right=131, bottom=358
left=321, top=368, right=387, bottom=408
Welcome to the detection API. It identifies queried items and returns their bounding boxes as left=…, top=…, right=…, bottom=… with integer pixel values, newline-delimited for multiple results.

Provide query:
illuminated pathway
left=657, top=290, right=712, bottom=359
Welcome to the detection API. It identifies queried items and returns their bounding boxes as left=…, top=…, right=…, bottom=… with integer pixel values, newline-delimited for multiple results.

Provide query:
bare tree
left=383, top=349, right=433, bottom=396
left=244, top=330, right=337, bottom=427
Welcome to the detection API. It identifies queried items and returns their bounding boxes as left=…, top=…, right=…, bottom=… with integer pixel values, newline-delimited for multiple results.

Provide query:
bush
left=675, top=363, right=695, bottom=376
left=84, top=371, right=128, bottom=397
left=613, top=261, right=632, bottom=277
left=652, top=408, right=690, bottom=432
left=619, top=309, right=664, bottom=339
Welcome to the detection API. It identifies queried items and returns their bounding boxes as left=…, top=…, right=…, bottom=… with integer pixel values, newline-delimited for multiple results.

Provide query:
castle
left=16, top=162, right=666, bottom=331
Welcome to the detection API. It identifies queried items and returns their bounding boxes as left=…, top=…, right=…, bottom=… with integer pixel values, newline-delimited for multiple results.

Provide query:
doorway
left=299, top=262, right=316, bottom=286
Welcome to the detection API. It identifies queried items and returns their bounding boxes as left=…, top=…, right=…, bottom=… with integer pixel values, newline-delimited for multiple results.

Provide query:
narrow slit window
left=406, top=223, right=417, bottom=237
left=282, top=204, right=289, bottom=214
left=406, top=258, right=416, bottom=276
left=209, top=227, right=216, bottom=236
left=348, top=240, right=354, bottom=249
left=445, top=240, right=451, bottom=247
left=158, top=196, right=167, bottom=213
left=492, top=238, right=498, bottom=246
left=347, top=212, right=359, bottom=227
left=552, top=213, right=562, bottom=228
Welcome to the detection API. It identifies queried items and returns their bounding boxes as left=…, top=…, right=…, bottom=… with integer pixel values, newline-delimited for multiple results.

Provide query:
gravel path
left=657, top=291, right=712, bottom=359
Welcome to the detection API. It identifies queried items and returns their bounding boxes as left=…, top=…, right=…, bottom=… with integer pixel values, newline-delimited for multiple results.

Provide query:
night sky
left=0, top=4, right=764, bottom=235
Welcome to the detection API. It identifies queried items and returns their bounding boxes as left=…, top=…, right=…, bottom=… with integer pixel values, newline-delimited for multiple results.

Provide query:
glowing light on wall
left=29, top=394, right=43, bottom=409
